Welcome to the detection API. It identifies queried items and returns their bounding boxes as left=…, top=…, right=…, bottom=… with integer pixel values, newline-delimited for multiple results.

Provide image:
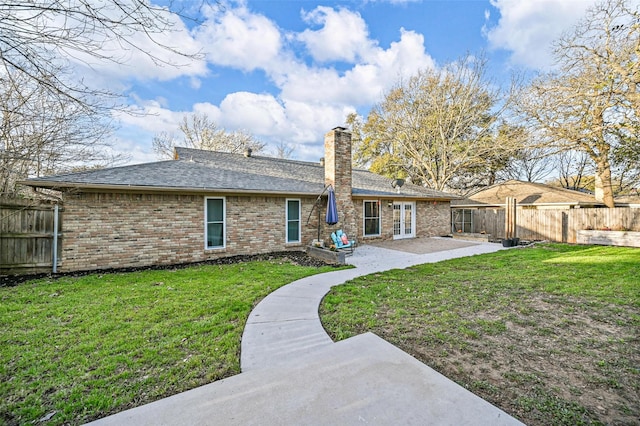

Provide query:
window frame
left=286, top=198, right=301, bottom=243
left=363, top=200, right=381, bottom=236
left=451, top=208, right=473, bottom=233
left=204, top=197, right=226, bottom=250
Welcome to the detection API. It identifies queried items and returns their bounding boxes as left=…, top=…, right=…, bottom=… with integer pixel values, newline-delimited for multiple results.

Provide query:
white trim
left=363, top=200, right=381, bottom=236
left=286, top=198, right=301, bottom=243
left=393, top=201, right=415, bottom=239
left=204, top=197, right=226, bottom=250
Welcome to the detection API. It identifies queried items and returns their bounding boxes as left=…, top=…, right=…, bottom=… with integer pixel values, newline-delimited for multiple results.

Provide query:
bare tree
left=498, top=148, right=555, bottom=183
left=0, top=1, right=203, bottom=194
left=555, top=150, right=595, bottom=191
left=153, top=113, right=266, bottom=159
left=0, top=67, right=125, bottom=195
left=273, top=141, right=295, bottom=159
left=495, top=126, right=555, bottom=183
left=355, top=54, right=521, bottom=192
left=516, top=0, right=639, bottom=207
left=0, top=0, right=200, bottom=108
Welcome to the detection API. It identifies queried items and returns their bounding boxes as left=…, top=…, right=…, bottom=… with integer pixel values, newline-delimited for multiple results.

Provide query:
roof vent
left=244, top=148, right=252, bottom=157
left=319, top=157, right=325, bottom=166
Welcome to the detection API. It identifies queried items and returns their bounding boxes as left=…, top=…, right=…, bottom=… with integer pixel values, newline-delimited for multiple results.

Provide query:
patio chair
left=331, top=230, right=356, bottom=253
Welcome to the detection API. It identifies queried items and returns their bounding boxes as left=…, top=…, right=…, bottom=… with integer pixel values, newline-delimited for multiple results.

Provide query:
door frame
left=393, top=201, right=415, bottom=239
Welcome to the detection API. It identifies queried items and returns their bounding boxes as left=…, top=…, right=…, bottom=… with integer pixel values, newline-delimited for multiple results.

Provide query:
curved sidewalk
left=88, top=239, right=524, bottom=425
left=241, top=239, right=506, bottom=371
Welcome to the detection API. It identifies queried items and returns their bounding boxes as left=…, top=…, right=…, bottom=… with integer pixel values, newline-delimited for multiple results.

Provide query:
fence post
left=505, top=197, right=517, bottom=240
left=52, top=203, right=59, bottom=274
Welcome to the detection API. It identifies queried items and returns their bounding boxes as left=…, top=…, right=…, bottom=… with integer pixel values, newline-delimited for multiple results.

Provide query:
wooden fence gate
left=0, top=199, right=62, bottom=275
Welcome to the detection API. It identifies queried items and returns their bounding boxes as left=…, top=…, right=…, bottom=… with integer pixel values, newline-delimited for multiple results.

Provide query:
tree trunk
left=594, top=157, right=615, bottom=208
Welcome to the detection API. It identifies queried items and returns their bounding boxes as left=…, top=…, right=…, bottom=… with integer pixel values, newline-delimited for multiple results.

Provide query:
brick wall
left=348, top=198, right=451, bottom=243
left=324, top=127, right=357, bottom=236
left=415, top=201, right=451, bottom=237
left=60, top=192, right=317, bottom=272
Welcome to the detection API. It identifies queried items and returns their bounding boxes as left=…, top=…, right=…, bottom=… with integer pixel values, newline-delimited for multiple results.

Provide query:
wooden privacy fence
left=0, top=199, right=62, bottom=275
left=465, top=207, right=640, bottom=243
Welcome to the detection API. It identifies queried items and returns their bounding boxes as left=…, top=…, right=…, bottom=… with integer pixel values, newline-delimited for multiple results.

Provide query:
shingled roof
left=452, top=180, right=603, bottom=207
left=21, top=147, right=456, bottom=200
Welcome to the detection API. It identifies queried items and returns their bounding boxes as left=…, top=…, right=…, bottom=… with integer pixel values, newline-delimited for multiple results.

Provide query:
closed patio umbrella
left=326, top=186, right=338, bottom=225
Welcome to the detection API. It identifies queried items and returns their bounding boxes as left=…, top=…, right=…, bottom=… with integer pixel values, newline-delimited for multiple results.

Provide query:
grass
left=320, top=244, right=640, bottom=426
left=1, top=258, right=340, bottom=425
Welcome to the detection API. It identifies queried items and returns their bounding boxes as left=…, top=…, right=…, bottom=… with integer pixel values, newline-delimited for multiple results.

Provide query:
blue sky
left=79, top=0, right=614, bottom=165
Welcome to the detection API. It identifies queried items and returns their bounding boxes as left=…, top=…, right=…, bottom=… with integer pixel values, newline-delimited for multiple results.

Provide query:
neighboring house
left=615, top=195, right=640, bottom=208
left=21, top=127, right=456, bottom=273
left=451, top=180, right=604, bottom=233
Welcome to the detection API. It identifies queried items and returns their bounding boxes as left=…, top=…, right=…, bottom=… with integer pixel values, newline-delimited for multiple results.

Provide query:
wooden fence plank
left=1, top=200, right=62, bottom=275
left=458, top=207, right=640, bottom=243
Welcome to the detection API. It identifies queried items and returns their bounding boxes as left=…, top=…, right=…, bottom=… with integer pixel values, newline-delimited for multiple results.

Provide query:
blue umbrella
left=325, top=186, right=338, bottom=225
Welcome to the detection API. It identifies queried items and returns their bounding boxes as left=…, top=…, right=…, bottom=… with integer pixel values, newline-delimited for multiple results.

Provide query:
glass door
left=393, top=202, right=415, bottom=239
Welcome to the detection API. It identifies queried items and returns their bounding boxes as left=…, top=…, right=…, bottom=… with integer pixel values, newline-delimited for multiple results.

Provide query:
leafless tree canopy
left=0, top=66, right=128, bottom=195
left=152, top=113, right=266, bottom=159
left=0, top=0, right=200, bottom=105
left=273, top=141, right=295, bottom=159
left=516, top=0, right=639, bottom=207
left=0, top=1, right=203, bottom=195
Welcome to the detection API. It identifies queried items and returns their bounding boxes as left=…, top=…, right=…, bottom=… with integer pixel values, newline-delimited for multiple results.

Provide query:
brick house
left=21, top=127, right=456, bottom=272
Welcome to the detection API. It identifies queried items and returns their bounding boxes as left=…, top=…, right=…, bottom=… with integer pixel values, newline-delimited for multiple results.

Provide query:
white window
left=205, top=197, right=225, bottom=249
left=452, top=209, right=473, bottom=233
left=286, top=199, right=301, bottom=243
left=363, top=200, right=381, bottom=236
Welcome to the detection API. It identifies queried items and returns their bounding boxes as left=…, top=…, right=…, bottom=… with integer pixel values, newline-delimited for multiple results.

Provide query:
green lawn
left=1, top=259, right=339, bottom=425
left=320, top=244, right=640, bottom=426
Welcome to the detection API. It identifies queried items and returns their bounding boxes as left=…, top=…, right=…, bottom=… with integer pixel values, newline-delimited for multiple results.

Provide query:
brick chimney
left=324, top=127, right=356, bottom=233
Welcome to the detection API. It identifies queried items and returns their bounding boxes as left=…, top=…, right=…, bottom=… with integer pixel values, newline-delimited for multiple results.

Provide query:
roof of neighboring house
left=451, top=180, right=603, bottom=207
left=21, top=147, right=456, bottom=200
left=615, top=195, right=640, bottom=207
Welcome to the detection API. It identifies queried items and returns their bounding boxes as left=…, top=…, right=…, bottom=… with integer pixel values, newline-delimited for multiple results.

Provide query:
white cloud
left=297, top=7, right=375, bottom=63
left=109, top=136, right=158, bottom=165
left=218, top=92, right=287, bottom=135
left=115, top=98, right=192, bottom=134
left=368, top=28, right=435, bottom=81
left=113, top=2, right=438, bottom=162
left=485, top=0, right=595, bottom=69
left=195, top=2, right=282, bottom=71
left=280, top=27, right=434, bottom=107
left=66, top=6, right=208, bottom=83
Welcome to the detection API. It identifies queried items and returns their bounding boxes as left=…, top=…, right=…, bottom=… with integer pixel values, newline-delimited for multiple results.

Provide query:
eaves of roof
left=20, top=181, right=322, bottom=197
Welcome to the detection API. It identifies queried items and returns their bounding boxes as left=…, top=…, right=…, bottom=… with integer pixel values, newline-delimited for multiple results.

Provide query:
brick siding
left=60, top=192, right=318, bottom=272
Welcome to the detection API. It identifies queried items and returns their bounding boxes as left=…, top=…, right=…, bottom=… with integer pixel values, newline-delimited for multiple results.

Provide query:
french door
left=393, top=202, right=415, bottom=239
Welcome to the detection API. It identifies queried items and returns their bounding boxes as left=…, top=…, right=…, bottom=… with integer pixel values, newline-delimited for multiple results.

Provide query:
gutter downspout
left=52, top=203, right=59, bottom=274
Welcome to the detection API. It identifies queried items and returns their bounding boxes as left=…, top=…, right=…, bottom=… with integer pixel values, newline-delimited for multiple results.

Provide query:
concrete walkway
left=241, top=239, right=506, bottom=371
left=88, top=239, right=525, bottom=426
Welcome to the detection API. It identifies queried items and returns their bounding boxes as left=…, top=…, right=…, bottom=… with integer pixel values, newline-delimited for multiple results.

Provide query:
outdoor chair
left=331, top=230, right=356, bottom=254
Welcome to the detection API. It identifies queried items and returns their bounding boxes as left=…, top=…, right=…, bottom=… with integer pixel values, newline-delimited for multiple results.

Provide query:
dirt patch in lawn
left=379, top=293, right=640, bottom=425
